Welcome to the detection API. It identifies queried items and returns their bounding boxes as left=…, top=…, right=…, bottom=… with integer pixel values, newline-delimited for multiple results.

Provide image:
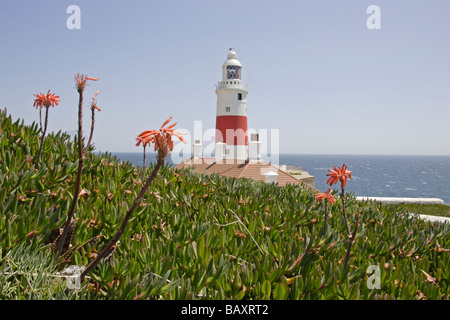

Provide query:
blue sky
left=1, top=0, right=449, bottom=155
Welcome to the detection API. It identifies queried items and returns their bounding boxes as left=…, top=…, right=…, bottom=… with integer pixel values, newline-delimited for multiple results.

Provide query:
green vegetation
left=0, top=109, right=449, bottom=300
left=387, top=203, right=450, bottom=218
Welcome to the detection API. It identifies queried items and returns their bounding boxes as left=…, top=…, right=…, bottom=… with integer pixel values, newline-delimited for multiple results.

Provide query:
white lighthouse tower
left=215, top=49, right=249, bottom=162
left=176, top=49, right=315, bottom=188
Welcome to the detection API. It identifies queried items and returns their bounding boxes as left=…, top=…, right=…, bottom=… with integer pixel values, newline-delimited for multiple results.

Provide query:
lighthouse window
left=225, top=107, right=230, bottom=112
left=227, top=69, right=235, bottom=79
left=227, top=66, right=241, bottom=80
left=238, top=93, right=242, bottom=100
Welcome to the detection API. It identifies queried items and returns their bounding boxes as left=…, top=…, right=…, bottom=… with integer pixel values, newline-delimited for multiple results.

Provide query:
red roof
left=174, top=157, right=318, bottom=191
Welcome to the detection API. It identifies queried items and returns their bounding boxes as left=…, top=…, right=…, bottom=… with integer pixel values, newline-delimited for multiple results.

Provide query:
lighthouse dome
left=227, top=50, right=237, bottom=60
left=223, top=49, right=242, bottom=67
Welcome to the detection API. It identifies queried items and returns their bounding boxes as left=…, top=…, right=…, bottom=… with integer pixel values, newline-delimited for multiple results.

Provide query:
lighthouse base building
left=174, top=49, right=315, bottom=188
left=175, top=157, right=315, bottom=188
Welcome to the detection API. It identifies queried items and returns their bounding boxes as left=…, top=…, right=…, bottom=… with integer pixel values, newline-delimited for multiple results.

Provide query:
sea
left=109, top=152, right=450, bottom=205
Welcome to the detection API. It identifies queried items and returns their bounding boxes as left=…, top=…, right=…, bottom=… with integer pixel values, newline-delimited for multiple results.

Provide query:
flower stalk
left=326, top=164, right=352, bottom=237
left=35, top=106, right=48, bottom=169
left=343, top=207, right=361, bottom=270
left=314, top=188, right=335, bottom=235
left=326, top=163, right=362, bottom=271
left=33, top=90, right=60, bottom=169
left=56, top=74, right=99, bottom=259
left=39, top=107, right=43, bottom=131
left=83, top=90, right=101, bottom=158
left=136, top=135, right=148, bottom=180
left=80, top=117, right=185, bottom=281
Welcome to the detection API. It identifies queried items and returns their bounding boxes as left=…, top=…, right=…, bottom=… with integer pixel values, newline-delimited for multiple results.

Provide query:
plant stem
left=56, top=90, right=84, bottom=258
left=34, top=106, right=49, bottom=169
left=83, top=108, right=96, bottom=158
left=39, top=107, right=43, bottom=131
left=228, top=209, right=264, bottom=255
left=321, top=201, right=328, bottom=235
left=343, top=208, right=360, bottom=270
left=142, top=145, right=146, bottom=181
left=80, top=159, right=164, bottom=281
left=341, top=185, right=351, bottom=237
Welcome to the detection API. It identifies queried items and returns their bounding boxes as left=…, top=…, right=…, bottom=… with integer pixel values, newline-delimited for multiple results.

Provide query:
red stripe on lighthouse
left=215, top=115, right=248, bottom=145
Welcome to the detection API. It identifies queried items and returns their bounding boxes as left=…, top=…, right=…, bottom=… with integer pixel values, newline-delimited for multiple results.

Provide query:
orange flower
left=33, top=93, right=45, bottom=109
left=75, top=73, right=99, bottom=92
left=33, top=90, right=60, bottom=109
left=326, top=164, right=352, bottom=188
left=91, top=90, right=101, bottom=111
left=135, top=135, right=149, bottom=147
left=92, top=90, right=100, bottom=101
left=314, top=188, right=335, bottom=205
left=137, top=117, right=186, bottom=157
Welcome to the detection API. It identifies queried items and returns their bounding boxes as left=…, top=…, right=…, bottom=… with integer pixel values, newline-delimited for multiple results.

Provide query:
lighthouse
left=215, top=49, right=249, bottom=162
left=174, top=49, right=316, bottom=188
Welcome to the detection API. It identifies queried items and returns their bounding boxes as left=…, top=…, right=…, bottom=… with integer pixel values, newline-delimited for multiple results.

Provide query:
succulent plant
left=0, top=105, right=448, bottom=300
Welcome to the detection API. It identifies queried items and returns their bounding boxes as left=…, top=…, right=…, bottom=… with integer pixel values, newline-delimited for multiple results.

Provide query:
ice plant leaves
left=1, top=107, right=449, bottom=300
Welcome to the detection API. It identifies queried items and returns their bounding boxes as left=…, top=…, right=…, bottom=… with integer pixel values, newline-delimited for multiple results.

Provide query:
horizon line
left=99, top=151, right=450, bottom=157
